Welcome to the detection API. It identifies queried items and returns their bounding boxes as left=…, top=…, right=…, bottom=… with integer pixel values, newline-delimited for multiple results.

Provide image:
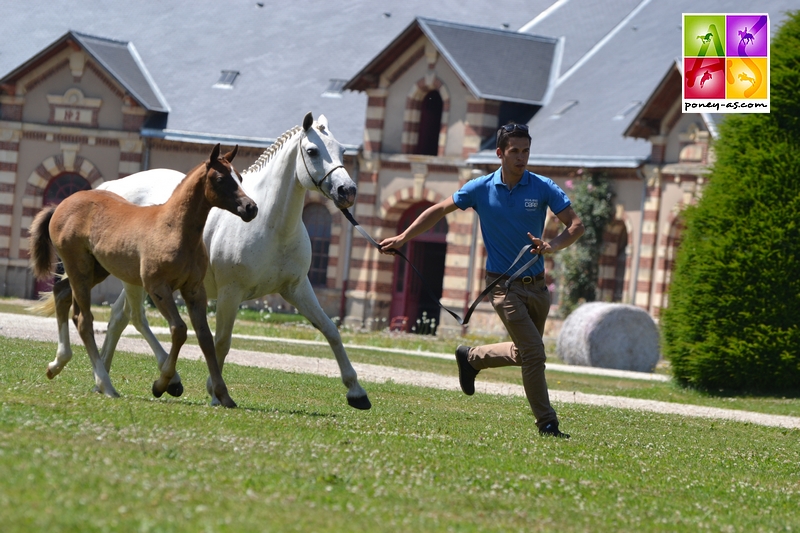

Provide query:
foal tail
left=29, top=205, right=57, bottom=281
left=27, top=288, right=57, bottom=317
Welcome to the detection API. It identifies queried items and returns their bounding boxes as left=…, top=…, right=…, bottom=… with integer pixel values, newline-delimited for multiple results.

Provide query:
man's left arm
left=527, top=206, right=585, bottom=255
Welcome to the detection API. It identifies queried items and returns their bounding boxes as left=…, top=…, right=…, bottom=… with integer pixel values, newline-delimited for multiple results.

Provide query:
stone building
left=0, top=1, right=791, bottom=334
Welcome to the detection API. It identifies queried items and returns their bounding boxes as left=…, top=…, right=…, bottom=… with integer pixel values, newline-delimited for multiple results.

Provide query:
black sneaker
left=539, top=421, right=570, bottom=439
left=455, top=345, right=479, bottom=396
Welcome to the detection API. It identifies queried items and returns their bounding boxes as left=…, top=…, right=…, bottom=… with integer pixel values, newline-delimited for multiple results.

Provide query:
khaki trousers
left=467, top=275, right=557, bottom=428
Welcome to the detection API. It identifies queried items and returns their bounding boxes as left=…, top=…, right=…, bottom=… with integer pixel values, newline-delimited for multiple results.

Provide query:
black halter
left=299, top=134, right=344, bottom=191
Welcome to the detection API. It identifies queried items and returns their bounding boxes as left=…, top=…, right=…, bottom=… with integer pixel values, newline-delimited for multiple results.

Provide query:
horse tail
left=29, top=206, right=57, bottom=281
left=27, top=288, right=57, bottom=317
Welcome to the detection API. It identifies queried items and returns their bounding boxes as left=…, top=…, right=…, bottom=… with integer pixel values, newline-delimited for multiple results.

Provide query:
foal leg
left=146, top=283, right=187, bottom=400
left=70, top=274, right=119, bottom=398
left=46, top=278, right=74, bottom=379
left=284, top=279, right=371, bottom=410
left=183, top=284, right=236, bottom=408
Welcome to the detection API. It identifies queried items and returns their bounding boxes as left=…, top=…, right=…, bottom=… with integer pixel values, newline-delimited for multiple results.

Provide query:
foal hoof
left=152, top=381, right=165, bottom=398
left=46, top=366, right=59, bottom=380
left=167, top=382, right=184, bottom=397
left=347, top=395, right=372, bottom=410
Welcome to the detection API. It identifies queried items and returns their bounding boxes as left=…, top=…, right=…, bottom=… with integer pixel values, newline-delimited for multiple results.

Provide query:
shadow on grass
left=126, top=393, right=340, bottom=419
left=674, top=379, right=800, bottom=400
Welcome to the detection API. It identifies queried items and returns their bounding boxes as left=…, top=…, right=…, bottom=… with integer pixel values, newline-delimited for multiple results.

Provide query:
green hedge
left=661, top=10, right=800, bottom=393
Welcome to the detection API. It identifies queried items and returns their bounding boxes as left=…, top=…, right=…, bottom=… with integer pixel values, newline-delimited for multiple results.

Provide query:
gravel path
left=2, top=311, right=798, bottom=430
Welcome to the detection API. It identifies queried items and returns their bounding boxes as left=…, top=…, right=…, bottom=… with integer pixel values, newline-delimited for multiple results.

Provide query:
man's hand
left=527, top=232, right=553, bottom=255
left=379, top=235, right=405, bottom=255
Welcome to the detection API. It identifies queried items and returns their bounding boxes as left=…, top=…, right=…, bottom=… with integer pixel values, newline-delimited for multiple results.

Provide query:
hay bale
left=556, top=302, right=660, bottom=372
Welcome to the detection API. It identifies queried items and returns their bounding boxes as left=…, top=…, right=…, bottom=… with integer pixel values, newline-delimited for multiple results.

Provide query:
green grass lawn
left=4, top=297, right=799, bottom=418
left=2, top=336, right=799, bottom=533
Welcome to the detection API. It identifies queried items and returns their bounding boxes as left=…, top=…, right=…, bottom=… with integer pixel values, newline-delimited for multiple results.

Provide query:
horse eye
left=306, top=147, right=319, bottom=157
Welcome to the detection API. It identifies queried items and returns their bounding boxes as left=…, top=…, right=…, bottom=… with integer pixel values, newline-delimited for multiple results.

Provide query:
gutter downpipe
left=462, top=168, right=482, bottom=335
left=338, top=155, right=358, bottom=327
left=142, top=136, right=151, bottom=171
left=632, top=164, right=647, bottom=305
left=462, top=204, right=480, bottom=336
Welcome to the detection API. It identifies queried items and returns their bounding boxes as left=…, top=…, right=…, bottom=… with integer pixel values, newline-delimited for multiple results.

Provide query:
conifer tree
left=661, top=10, right=800, bottom=392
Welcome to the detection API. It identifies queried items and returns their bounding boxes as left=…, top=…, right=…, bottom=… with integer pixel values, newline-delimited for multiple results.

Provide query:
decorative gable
left=346, top=17, right=559, bottom=158
left=0, top=30, right=168, bottom=132
left=46, top=88, right=101, bottom=128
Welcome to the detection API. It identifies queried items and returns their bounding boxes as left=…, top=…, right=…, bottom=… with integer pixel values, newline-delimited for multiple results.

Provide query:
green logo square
left=684, top=15, right=726, bottom=57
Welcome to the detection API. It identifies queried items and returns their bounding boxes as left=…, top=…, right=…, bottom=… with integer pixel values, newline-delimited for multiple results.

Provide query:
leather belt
left=487, top=271, right=545, bottom=285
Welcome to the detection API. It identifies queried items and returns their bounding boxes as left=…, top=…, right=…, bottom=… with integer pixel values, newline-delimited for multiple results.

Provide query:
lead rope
left=340, top=207, right=541, bottom=326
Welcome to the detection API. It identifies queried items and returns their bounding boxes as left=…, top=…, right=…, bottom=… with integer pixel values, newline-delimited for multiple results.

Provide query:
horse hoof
left=46, top=366, right=58, bottom=380
left=167, top=382, right=184, bottom=397
left=347, top=395, right=372, bottom=410
left=221, top=396, right=237, bottom=409
left=152, top=381, right=165, bottom=398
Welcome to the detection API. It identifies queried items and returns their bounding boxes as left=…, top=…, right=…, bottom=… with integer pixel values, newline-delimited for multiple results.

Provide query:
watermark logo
left=682, top=14, right=769, bottom=113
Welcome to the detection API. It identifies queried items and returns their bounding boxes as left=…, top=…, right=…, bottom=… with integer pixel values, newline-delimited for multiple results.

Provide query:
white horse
left=95, top=112, right=370, bottom=409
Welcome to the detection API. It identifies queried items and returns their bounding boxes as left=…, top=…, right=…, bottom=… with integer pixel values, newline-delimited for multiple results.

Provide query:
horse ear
left=317, top=114, right=329, bottom=130
left=223, top=145, right=239, bottom=163
left=210, top=143, right=221, bottom=164
left=302, top=112, right=313, bottom=132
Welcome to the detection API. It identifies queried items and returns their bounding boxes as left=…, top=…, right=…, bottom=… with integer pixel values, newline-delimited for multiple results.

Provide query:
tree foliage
left=661, top=10, right=800, bottom=393
left=555, top=171, right=615, bottom=316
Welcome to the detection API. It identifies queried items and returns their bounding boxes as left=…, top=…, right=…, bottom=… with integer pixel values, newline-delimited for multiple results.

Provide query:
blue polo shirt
left=452, top=169, right=571, bottom=278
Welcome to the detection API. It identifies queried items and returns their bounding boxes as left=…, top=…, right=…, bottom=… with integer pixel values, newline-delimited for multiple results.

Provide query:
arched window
left=43, top=172, right=91, bottom=205
left=302, top=203, right=332, bottom=287
left=415, top=90, right=443, bottom=155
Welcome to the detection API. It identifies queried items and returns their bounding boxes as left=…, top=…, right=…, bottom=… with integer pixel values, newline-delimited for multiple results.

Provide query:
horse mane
left=245, top=125, right=303, bottom=174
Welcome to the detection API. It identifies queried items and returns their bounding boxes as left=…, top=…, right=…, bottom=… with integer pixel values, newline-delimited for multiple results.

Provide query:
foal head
left=204, top=144, right=258, bottom=222
left=296, top=112, right=357, bottom=209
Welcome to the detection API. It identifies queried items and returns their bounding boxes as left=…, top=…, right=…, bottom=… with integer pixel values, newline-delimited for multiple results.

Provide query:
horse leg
left=284, top=279, right=371, bottom=410
left=183, top=284, right=236, bottom=408
left=123, top=283, right=182, bottom=396
left=70, top=272, right=119, bottom=398
left=46, top=278, right=74, bottom=379
left=145, top=283, right=186, bottom=400
left=205, top=286, right=242, bottom=406
left=99, top=287, right=130, bottom=373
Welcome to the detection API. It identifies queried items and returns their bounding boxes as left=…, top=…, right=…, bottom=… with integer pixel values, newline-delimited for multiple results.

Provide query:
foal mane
left=245, top=125, right=303, bottom=174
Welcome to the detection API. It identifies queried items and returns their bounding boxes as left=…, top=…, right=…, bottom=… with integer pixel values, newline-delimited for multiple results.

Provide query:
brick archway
left=20, top=153, right=103, bottom=260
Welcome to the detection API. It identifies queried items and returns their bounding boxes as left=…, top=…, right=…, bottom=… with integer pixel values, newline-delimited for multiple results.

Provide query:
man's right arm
left=379, top=196, right=459, bottom=253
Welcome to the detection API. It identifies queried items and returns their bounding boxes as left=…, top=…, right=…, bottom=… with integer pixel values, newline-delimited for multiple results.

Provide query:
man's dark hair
left=496, top=123, right=532, bottom=150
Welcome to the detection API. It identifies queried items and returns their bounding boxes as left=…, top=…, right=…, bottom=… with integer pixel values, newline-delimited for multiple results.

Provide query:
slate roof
left=0, top=0, right=553, bottom=147
left=347, top=18, right=559, bottom=106
left=0, top=0, right=795, bottom=159
left=72, top=32, right=170, bottom=113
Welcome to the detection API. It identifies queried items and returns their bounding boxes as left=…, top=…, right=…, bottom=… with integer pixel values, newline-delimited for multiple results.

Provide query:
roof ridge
left=418, top=16, right=558, bottom=43
left=70, top=30, right=130, bottom=46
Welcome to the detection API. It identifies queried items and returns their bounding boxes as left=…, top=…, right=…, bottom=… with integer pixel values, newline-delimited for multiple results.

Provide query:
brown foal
left=29, top=144, right=257, bottom=407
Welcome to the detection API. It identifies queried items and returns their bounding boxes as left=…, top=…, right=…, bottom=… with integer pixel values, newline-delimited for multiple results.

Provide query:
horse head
left=296, top=112, right=357, bottom=209
left=206, top=144, right=258, bottom=222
